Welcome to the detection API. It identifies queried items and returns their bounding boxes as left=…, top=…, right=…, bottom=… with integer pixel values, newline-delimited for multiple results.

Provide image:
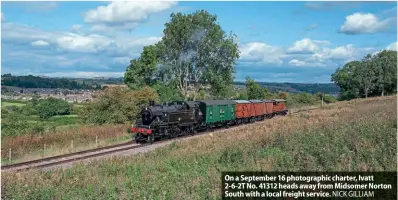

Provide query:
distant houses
left=1, top=86, right=96, bottom=103
left=101, top=84, right=128, bottom=90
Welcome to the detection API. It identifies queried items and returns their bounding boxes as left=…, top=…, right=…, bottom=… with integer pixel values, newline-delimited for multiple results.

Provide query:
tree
left=374, top=50, right=397, bottom=96
left=354, top=54, right=376, bottom=98
left=35, top=98, right=72, bottom=119
left=124, top=45, right=159, bottom=90
left=277, top=91, right=288, bottom=100
left=245, top=76, right=264, bottom=99
left=331, top=51, right=397, bottom=100
left=331, top=61, right=361, bottom=100
left=156, top=10, right=240, bottom=100
left=151, top=80, right=183, bottom=102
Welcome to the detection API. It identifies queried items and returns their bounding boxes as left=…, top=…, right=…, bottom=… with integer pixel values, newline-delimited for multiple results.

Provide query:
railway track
left=1, top=141, right=141, bottom=172
left=2, top=107, right=315, bottom=173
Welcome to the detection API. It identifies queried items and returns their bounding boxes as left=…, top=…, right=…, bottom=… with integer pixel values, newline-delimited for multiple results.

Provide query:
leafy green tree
left=354, top=54, right=377, bottom=98
left=245, top=77, right=264, bottom=99
left=35, top=98, right=72, bottom=119
left=331, top=51, right=397, bottom=100
left=151, top=80, right=183, bottom=102
left=373, top=50, right=397, bottom=96
left=156, top=10, right=240, bottom=100
left=331, top=61, right=361, bottom=100
left=124, top=45, right=159, bottom=90
left=277, top=91, right=288, bottom=100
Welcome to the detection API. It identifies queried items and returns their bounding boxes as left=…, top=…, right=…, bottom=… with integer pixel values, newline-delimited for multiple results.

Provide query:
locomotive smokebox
left=149, top=100, right=155, bottom=106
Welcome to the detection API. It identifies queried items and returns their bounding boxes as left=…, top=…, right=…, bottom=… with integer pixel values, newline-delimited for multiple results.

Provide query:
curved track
left=1, top=108, right=315, bottom=173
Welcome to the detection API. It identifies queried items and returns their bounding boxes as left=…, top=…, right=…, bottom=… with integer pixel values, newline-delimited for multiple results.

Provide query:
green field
left=1, top=101, right=26, bottom=107
left=1, top=96, right=395, bottom=199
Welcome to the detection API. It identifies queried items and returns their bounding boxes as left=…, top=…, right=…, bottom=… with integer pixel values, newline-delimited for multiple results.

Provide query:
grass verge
left=1, top=96, right=397, bottom=200
left=1, top=124, right=131, bottom=164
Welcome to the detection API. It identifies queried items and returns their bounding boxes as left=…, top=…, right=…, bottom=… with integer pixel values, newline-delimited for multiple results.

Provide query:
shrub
left=323, top=95, right=337, bottom=103
left=36, top=98, right=72, bottom=119
left=79, top=87, right=159, bottom=125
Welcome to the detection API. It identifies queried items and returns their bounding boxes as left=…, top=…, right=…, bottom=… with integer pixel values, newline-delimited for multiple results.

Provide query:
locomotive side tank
left=131, top=101, right=203, bottom=143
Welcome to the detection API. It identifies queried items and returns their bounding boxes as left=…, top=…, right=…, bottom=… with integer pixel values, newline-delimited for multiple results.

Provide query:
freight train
left=130, top=99, right=288, bottom=143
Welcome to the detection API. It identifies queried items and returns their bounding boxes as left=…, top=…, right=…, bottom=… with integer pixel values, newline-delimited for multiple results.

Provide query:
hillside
left=2, top=95, right=396, bottom=199
left=1, top=74, right=340, bottom=95
left=1, top=74, right=100, bottom=90
left=234, top=81, right=340, bottom=94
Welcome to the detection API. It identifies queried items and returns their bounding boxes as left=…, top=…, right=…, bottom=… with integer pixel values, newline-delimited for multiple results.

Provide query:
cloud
left=304, top=2, right=362, bottom=11
left=287, top=38, right=331, bottom=54
left=2, top=22, right=161, bottom=55
left=238, top=39, right=367, bottom=68
left=113, top=57, right=131, bottom=64
left=84, top=1, right=177, bottom=30
left=304, top=2, right=335, bottom=10
left=309, top=44, right=356, bottom=64
left=339, top=13, right=396, bottom=34
left=3, top=2, right=58, bottom=12
left=72, top=24, right=82, bottom=32
left=289, top=59, right=306, bottom=66
left=1, top=21, right=163, bottom=76
left=31, top=40, right=49, bottom=46
left=1, top=12, right=4, bottom=21
left=56, top=33, right=112, bottom=53
left=239, top=42, right=285, bottom=65
left=387, top=42, right=397, bottom=51
left=305, top=24, right=318, bottom=31
left=25, top=2, right=58, bottom=12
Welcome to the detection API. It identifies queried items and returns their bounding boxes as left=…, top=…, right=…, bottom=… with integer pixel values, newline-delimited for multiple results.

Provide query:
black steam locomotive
left=132, top=101, right=204, bottom=143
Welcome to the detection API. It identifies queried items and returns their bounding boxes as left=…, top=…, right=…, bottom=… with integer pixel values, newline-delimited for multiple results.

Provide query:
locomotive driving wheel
left=147, top=134, right=155, bottom=144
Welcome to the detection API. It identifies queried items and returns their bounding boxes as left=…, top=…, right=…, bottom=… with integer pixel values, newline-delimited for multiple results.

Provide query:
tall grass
left=2, top=96, right=396, bottom=200
left=1, top=124, right=130, bottom=161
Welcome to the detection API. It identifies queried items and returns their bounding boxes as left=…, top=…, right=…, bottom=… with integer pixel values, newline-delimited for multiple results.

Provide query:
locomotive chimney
left=149, top=100, right=155, bottom=106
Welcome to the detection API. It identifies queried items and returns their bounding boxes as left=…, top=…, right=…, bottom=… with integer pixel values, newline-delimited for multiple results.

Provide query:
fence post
left=321, top=95, right=324, bottom=106
left=9, top=148, right=11, bottom=164
left=96, top=135, right=98, bottom=147
left=71, top=140, right=74, bottom=152
left=44, top=144, right=46, bottom=157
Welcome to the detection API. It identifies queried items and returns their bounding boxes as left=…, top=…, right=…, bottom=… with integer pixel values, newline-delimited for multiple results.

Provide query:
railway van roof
left=272, top=99, right=286, bottom=102
left=197, top=100, right=236, bottom=106
left=249, top=100, right=263, bottom=103
left=232, top=100, right=251, bottom=104
left=262, top=99, right=273, bottom=102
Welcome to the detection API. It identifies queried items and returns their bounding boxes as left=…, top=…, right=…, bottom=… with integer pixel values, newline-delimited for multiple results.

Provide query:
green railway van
left=197, top=100, right=236, bottom=124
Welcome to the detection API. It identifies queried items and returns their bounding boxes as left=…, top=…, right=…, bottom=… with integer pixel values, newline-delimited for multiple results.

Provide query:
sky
left=1, top=1, right=397, bottom=83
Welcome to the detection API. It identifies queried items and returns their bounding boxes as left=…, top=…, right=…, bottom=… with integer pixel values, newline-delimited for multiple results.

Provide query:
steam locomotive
left=131, top=99, right=288, bottom=144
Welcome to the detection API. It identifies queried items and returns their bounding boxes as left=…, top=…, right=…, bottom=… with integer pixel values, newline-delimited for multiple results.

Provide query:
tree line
left=235, top=77, right=337, bottom=106
left=1, top=74, right=99, bottom=90
left=331, top=50, right=397, bottom=100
